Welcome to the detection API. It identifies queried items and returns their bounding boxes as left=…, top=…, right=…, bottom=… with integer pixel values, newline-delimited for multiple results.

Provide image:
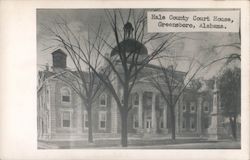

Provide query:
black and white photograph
left=37, top=8, right=241, bottom=149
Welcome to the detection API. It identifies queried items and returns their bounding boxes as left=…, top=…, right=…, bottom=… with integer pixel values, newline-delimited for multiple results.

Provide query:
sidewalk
left=38, top=137, right=240, bottom=149
left=123, top=140, right=241, bottom=149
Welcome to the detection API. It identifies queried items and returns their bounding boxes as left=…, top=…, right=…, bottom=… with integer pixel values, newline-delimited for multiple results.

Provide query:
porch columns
left=138, top=91, right=143, bottom=130
left=111, top=74, right=119, bottom=134
left=197, top=97, right=203, bottom=135
left=151, top=92, right=157, bottom=133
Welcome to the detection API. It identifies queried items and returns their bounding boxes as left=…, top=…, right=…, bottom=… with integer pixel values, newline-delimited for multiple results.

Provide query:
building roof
left=38, top=70, right=55, bottom=79
left=51, top=49, right=67, bottom=56
left=38, top=68, right=100, bottom=86
left=110, top=39, right=148, bottom=57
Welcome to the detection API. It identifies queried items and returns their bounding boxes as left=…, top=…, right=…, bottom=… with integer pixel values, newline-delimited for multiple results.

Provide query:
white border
left=0, top=1, right=249, bottom=160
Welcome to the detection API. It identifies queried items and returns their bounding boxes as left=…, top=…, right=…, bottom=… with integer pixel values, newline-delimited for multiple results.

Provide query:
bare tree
left=147, top=50, right=236, bottom=140
left=211, top=42, right=240, bottom=65
left=210, top=30, right=241, bottom=65
left=42, top=18, right=107, bottom=143
left=42, top=9, right=179, bottom=147
left=148, top=54, right=200, bottom=140
left=86, top=9, right=178, bottom=147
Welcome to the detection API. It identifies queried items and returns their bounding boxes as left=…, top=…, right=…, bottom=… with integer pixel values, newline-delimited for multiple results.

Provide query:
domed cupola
left=110, top=22, right=148, bottom=59
left=123, top=22, right=134, bottom=39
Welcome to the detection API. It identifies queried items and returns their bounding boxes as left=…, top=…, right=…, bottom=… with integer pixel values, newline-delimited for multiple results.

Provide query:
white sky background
left=37, top=9, right=240, bottom=79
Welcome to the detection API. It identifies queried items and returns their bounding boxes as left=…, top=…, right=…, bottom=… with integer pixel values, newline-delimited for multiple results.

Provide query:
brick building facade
left=37, top=47, right=225, bottom=141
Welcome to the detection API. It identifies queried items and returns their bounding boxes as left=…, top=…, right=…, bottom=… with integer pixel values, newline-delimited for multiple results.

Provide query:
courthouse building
left=37, top=25, right=231, bottom=141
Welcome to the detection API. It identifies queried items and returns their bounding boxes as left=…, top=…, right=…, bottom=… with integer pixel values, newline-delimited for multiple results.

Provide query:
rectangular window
left=191, top=106, right=195, bottom=112
left=83, top=111, right=88, bottom=129
left=133, top=93, right=139, bottom=106
left=204, top=117, right=209, bottom=129
left=62, top=96, right=70, bottom=102
left=183, top=105, right=186, bottom=112
left=62, top=112, right=70, bottom=127
left=203, top=102, right=209, bottom=113
left=146, top=119, right=152, bottom=129
left=160, top=118, right=164, bottom=129
left=190, top=102, right=196, bottom=112
left=204, top=106, right=209, bottom=112
left=134, top=100, right=139, bottom=106
left=99, top=112, right=106, bottom=129
left=133, top=115, right=139, bottom=128
left=182, top=119, right=186, bottom=129
left=100, top=94, right=107, bottom=107
left=190, top=118, right=195, bottom=130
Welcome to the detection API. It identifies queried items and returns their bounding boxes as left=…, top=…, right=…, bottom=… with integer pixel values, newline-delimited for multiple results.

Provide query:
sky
left=37, top=9, right=240, bottom=79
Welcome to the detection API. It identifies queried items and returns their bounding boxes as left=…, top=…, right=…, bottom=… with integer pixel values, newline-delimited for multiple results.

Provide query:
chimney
left=51, top=49, right=67, bottom=70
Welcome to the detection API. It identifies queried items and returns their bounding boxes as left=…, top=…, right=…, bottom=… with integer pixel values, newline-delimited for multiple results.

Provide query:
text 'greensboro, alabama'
left=147, top=11, right=240, bottom=32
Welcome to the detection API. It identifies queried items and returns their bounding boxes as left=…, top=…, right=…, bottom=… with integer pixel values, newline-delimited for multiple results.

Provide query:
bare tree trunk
left=87, top=105, right=93, bottom=143
left=229, top=116, right=237, bottom=140
left=119, top=83, right=129, bottom=147
left=121, top=110, right=128, bottom=147
left=170, top=106, right=176, bottom=140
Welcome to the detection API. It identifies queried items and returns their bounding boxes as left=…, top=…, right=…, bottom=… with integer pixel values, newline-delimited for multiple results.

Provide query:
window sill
left=61, top=127, right=72, bottom=129
left=61, top=102, right=71, bottom=105
left=99, top=105, right=107, bottom=107
left=99, top=127, right=106, bottom=130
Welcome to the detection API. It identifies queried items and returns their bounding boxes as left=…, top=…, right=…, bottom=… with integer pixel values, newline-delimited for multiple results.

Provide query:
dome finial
left=123, top=22, right=134, bottom=39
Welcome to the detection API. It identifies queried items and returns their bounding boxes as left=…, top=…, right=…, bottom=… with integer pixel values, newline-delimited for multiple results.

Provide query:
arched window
left=61, top=87, right=71, bottom=103
left=133, top=93, right=139, bottom=106
left=99, top=93, right=107, bottom=107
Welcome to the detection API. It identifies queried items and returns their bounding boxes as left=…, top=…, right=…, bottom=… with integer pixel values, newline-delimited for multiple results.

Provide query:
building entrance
left=146, top=119, right=152, bottom=132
